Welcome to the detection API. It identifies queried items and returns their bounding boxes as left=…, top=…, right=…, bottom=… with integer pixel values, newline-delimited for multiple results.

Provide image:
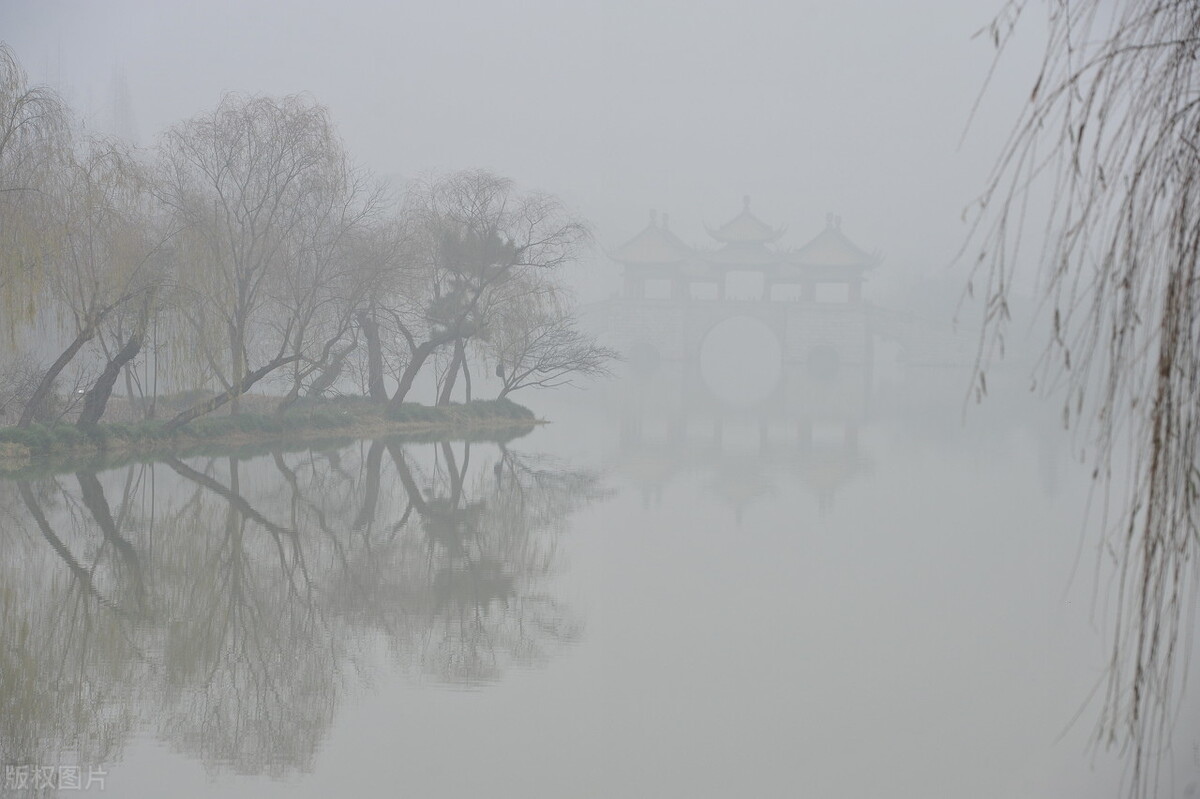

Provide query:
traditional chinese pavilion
left=610, top=197, right=879, bottom=305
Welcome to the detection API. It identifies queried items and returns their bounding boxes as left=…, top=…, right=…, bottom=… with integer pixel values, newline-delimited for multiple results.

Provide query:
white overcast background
left=1, top=0, right=1048, bottom=301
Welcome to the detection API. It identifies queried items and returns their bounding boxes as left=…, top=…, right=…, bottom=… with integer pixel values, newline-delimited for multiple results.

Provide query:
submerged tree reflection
left=0, top=436, right=603, bottom=777
left=380, top=442, right=598, bottom=683
left=0, top=476, right=143, bottom=774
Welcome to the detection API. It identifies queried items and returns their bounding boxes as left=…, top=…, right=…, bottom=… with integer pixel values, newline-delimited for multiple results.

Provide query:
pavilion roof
left=705, top=196, right=785, bottom=244
left=789, top=215, right=880, bottom=268
left=608, top=210, right=694, bottom=266
left=699, top=241, right=782, bottom=268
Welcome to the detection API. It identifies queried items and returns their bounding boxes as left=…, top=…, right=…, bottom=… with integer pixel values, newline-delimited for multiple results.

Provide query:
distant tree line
left=0, top=43, right=616, bottom=430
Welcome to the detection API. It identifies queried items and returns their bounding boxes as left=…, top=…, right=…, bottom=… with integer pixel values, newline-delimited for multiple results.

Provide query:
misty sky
left=1, top=0, right=1047, bottom=298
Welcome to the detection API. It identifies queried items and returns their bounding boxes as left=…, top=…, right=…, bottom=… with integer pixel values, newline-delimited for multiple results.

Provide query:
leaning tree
left=156, top=93, right=353, bottom=427
left=18, top=139, right=169, bottom=428
left=384, top=170, right=590, bottom=407
left=482, top=274, right=618, bottom=400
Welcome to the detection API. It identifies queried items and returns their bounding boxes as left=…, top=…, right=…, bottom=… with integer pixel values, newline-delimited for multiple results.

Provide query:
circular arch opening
left=699, top=316, right=782, bottom=406
left=806, top=345, right=841, bottom=381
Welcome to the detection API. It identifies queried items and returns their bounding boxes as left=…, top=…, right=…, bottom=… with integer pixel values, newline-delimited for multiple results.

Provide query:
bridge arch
left=698, top=315, right=784, bottom=407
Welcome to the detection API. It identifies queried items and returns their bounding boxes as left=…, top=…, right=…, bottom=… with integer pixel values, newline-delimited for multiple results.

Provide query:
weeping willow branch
left=969, top=3, right=1200, bottom=797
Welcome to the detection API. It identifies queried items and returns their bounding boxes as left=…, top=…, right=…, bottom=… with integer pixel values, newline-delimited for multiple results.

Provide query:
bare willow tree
left=270, top=159, right=388, bottom=413
left=348, top=214, right=413, bottom=402
left=970, top=3, right=1200, bottom=795
left=156, top=93, right=346, bottom=428
left=483, top=276, right=618, bottom=399
left=0, top=43, right=70, bottom=333
left=386, top=170, right=590, bottom=407
left=19, top=140, right=167, bottom=428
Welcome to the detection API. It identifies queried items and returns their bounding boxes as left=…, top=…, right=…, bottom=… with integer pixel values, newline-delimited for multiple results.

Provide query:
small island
left=0, top=397, right=541, bottom=477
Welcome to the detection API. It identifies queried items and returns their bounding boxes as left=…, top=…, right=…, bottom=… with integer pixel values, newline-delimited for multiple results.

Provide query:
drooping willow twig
left=968, top=3, right=1200, bottom=797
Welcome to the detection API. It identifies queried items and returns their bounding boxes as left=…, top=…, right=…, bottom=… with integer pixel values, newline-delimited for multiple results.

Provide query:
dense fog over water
left=5, top=366, right=1198, bottom=798
left=2, top=2, right=1199, bottom=798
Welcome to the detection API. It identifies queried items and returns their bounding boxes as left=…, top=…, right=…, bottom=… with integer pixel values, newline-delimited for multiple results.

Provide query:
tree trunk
left=389, top=339, right=440, bottom=408
left=307, top=340, right=357, bottom=399
left=359, top=312, right=387, bottom=402
left=437, top=338, right=465, bottom=406
left=386, top=442, right=429, bottom=515
left=276, top=380, right=304, bottom=417
left=77, top=331, right=144, bottom=428
left=277, top=336, right=359, bottom=415
left=164, top=353, right=300, bottom=432
left=76, top=471, right=145, bottom=604
left=462, top=350, right=472, bottom=402
left=229, top=318, right=247, bottom=415
left=123, top=360, right=138, bottom=419
left=352, top=440, right=385, bottom=530
left=18, top=481, right=113, bottom=610
left=149, top=315, right=159, bottom=419
left=165, top=456, right=297, bottom=539
left=18, top=325, right=95, bottom=427
left=443, top=440, right=464, bottom=504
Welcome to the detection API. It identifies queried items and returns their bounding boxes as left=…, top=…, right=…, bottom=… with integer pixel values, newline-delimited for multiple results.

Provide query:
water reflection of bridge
left=610, top=352, right=870, bottom=517
left=587, top=200, right=880, bottom=515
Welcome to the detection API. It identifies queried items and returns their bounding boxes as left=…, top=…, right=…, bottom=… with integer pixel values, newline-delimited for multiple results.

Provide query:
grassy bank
left=0, top=398, right=539, bottom=475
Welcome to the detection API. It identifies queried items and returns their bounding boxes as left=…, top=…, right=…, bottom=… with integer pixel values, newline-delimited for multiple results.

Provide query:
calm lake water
left=1, top=366, right=1197, bottom=798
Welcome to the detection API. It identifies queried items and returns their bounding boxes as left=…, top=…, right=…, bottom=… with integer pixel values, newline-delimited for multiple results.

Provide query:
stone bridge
left=592, top=296, right=873, bottom=372
left=594, top=203, right=973, bottom=413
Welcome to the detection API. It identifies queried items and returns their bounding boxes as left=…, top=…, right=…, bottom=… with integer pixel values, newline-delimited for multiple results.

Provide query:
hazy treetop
left=1, top=0, right=1048, bottom=296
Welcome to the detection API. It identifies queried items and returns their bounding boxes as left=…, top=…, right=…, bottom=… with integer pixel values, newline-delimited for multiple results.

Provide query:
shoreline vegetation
left=0, top=397, right=540, bottom=477
left=2, top=50, right=617, bottom=463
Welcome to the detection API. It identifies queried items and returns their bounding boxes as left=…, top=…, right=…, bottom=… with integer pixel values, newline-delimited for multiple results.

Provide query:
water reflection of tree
left=0, top=475, right=144, bottom=772
left=340, top=441, right=604, bottom=685
left=0, top=436, right=602, bottom=777
left=152, top=457, right=337, bottom=777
